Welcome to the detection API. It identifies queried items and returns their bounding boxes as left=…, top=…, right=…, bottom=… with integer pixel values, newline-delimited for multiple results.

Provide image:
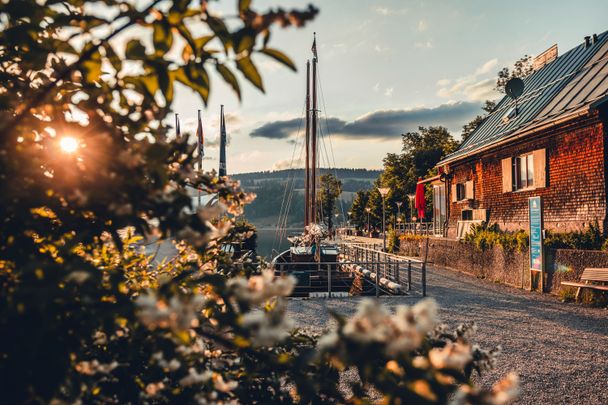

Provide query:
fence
left=339, top=242, right=427, bottom=297
left=395, top=222, right=435, bottom=236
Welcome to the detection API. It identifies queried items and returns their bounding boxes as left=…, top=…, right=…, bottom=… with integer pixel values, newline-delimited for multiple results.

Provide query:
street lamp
left=365, top=207, right=371, bottom=236
left=378, top=187, right=390, bottom=252
left=408, top=194, right=416, bottom=222
left=396, top=201, right=403, bottom=233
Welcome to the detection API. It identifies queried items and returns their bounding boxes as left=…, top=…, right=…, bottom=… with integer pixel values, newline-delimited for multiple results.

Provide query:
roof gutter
left=437, top=107, right=591, bottom=167
left=417, top=174, right=441, bottom=184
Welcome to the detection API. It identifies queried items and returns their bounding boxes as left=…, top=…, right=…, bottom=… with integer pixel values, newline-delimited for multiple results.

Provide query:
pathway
left=287, top=264, right=608, bottom=404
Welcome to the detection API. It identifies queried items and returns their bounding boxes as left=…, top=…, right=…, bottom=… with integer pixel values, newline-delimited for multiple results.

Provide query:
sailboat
left=272, top=34, right=341, bottom=283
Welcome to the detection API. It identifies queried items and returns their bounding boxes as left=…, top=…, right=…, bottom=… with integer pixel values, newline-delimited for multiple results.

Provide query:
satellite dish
left=505, top=77, right=524, bottom=99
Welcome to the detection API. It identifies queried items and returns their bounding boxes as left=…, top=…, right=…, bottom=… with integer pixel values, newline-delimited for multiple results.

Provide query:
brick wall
left=446, top=113, right=607, bottom=237
left=399, top=237, right=608, bottom=293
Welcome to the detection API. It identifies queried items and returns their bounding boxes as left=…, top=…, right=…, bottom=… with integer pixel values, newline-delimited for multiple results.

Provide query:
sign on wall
left=528, top=196, right=544, bottom=291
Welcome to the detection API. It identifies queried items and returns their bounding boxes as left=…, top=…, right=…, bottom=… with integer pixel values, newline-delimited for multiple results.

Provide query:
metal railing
left=395, top=222, right=435, bottom=236
left=338, top=242, right=427, bottom=297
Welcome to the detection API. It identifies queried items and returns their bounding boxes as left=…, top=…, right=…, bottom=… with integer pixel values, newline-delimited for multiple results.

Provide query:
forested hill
left=232, top=168, right=381, bottom=186
left=231, top=168, right=380, bottom=227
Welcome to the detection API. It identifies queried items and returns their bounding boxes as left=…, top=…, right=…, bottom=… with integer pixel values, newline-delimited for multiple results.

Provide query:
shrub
left=464, top=223, right=529, bottom=252
left=387, top=227, right=400, bottom=253
left=545, top=221, right=604, bottom=250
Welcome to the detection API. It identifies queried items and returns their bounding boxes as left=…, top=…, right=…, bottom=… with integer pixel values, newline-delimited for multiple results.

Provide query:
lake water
left=256, top=228, right=302, bottom=260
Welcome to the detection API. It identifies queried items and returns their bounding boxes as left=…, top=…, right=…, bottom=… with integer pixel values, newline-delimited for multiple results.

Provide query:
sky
left=170, top=0, right=608, bottom=174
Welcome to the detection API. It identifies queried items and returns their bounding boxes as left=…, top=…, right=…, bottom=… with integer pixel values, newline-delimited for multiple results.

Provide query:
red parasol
left=415, top=178, right=426, bottom=219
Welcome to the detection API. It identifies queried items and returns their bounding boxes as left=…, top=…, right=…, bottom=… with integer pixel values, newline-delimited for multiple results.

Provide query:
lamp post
left=378, top=187, right=390, bottom=252
left=408, top=194, right=416, bottom=223
left=365, top=207, right=371, bottom=236
left=396, top=201, right=403, bottom=233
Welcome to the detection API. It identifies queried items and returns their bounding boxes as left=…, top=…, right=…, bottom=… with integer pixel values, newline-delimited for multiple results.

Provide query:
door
left=433, top=184, right=446, bottom=236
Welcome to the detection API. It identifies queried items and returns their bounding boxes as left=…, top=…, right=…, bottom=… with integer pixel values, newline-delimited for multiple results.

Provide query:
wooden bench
left=561, top=268, right=608, bottom=301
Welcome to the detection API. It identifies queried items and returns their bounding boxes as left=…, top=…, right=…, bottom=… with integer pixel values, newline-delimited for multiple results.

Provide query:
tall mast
left=219, top=104, right=227, bottom=177
left=304, top=61, right=311, bottom=226
left=311, top=34, right=318, bottom=224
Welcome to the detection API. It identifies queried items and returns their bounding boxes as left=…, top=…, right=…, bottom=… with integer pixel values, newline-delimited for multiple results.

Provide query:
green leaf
left=239, top=0, right=251, bottom=13
left=81, top=51, right=102, bottom=82
left=260, top=48, right=296, bottom=71
left=125, top=39, right=147, bottom=59
left=236, top=56, right=264, bottom=92
left=153, top=22, right=173, bottom=54
left=206, top=16, right=231, bottom=52
left=216, top=64, right=241, bottom=100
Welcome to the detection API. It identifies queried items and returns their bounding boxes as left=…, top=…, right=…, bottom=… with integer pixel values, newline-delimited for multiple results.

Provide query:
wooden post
left=327, top=263, right=331, bottom=298
left=407, top=260, right=412, bottom=291
left=422, top=262, right=427, bottom=297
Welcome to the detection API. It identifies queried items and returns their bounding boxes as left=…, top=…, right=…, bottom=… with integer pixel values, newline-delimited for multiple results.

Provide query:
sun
left=59, top=136, right=79, bottom=153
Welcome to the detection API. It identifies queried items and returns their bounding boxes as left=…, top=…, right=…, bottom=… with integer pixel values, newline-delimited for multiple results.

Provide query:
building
left=431, top=31, right=608, bottom=239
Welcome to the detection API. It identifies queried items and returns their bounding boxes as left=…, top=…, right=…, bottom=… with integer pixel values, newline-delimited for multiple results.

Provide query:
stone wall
left=399, top=237, right=608, bottom=293
left=445, top=113, right=607, bottom=237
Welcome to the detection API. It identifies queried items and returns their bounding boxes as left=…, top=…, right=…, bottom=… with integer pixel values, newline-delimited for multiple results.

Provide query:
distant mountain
left=231, top=168, right=380, bottom=227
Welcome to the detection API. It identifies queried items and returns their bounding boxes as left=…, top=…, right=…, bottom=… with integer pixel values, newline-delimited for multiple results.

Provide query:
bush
left=387, top=227, right=400, bottom=253
left=545, top=221, right=604, bottom=250
left=463, top=223, right=529, bottom=252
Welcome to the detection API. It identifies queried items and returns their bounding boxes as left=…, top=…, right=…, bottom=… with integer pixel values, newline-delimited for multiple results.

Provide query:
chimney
left=592, top=33, right=599, bottom=44
left=584, top=36, right=591, bottom=48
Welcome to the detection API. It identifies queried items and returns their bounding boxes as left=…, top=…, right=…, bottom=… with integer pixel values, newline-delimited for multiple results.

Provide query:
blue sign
left=528, top=197, right=543, bottom=271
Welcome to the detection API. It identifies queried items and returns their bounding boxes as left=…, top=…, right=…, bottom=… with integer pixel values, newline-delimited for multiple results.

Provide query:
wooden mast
left=304, top=60, right=311, bottom=226
left=311, top=38, right=318, bottom=224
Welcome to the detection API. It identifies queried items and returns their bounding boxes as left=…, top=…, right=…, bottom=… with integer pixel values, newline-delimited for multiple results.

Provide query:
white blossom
left=227, top=269, right=295, bottom=305
left=74, top=359, right=118, bottom=375
left=136, top=292, right=205, bottom=332
left=340, top=298, right=439, bottom=356
left=179, top=367, right=213, bottom=387
left=429, top=342, right=473, bottom=370
left=241, top=300, right=293, bottom=347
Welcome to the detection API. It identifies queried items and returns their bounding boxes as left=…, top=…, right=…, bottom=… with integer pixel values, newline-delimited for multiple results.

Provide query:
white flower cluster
left=241, top=300, right=294, bottom=347
left=294, top=223, right=329, bottom=246
left=74, top=359, right=118, bottom=376
left=227, top=269, right=295, bottom=305
left=135, top=292, right=205, bottom=332
left=319, top=298, right=438, bottom=356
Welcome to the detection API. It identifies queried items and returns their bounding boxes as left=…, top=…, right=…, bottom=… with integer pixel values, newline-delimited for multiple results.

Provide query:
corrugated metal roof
left=439, top=30, right=608, bottom=165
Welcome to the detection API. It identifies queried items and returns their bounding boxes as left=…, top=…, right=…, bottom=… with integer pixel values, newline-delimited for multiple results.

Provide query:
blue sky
left=170, top=0, right=608, bottom=173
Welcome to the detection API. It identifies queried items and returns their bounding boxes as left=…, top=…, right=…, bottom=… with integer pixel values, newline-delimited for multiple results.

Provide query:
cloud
left=417, top=20, right=428, bottom=32
left=384, top=87, right=394, bottom=97
left=373, top=6, right=407, bottom=16
left=272, top=157, right=304, bottom=170
left=373, top=82, right=380, bottom=92
left=436, top=58, right=500, bottom=101
left=250, top=102, right=482, bottom=141
left=414, top=41, right=433, bottom=49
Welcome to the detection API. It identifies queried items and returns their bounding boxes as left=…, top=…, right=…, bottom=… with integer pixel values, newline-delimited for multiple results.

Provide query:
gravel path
left=287, top=265, right=608, bottom=404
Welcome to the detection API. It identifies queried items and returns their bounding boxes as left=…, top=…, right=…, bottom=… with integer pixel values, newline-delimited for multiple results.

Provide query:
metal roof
left=439, top=30, right=608, bottom=165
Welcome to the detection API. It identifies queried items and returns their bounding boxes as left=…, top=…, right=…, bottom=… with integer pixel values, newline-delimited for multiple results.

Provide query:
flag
left=175, top=113, right=181, bottom=139
left=415, top=178, right=426, bottom=219
left=219, top=105, right=227, bottom=177
left=196, top=110, right=204, bottom=170
left=311, top=33, right=318, bottom=60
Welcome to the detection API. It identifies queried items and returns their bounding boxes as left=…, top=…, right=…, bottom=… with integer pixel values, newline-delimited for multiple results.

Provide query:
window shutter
left=501, top=158, right=512, bottom=193
left=465, top=181, right=474, bottom=199
left=451, top=184, right=457, bottom=202
left=533, top=148, right=546, bottom=188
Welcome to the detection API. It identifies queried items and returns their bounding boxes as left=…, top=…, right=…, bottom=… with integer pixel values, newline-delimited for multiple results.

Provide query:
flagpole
left=197, top=109, right=204, bottom=208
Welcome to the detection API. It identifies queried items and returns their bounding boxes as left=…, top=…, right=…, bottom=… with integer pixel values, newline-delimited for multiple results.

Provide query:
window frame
left=512, top=153, right=535, bottom=191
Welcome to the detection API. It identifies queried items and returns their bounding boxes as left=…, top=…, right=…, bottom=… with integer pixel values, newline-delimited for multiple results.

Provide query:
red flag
left=415, top=178, right=426, bottom=219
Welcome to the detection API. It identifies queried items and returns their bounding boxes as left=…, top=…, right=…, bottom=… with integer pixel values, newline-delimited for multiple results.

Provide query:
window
left=456, top=183, right=466, bottom=200
left=501, top=149, right=546, bottom=193
left=461, top=209, right=473, bottom=220
left=512, top=153, right=534, bottom=190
